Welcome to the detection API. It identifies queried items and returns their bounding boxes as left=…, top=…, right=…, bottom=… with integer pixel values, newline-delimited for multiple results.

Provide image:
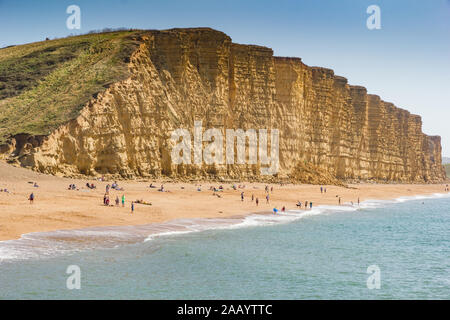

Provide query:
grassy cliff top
left=0, top=30, right=144, bottom=144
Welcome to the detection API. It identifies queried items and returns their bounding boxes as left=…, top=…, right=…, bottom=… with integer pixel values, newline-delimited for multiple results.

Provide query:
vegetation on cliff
left=0, top=30, right=143, bottom=144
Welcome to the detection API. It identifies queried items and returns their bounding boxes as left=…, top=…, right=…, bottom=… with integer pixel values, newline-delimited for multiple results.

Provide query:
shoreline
left=0, top=162, right=449, bottom=242
left=1, top=190, right=449, bottom=264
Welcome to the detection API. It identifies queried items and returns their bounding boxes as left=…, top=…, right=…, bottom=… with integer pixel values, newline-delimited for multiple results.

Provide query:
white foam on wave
left=2, top=191, right=449, bottom=263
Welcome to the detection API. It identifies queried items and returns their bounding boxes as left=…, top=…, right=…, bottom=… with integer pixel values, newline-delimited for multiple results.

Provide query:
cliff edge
left=0, top=28, right=446, bottom=183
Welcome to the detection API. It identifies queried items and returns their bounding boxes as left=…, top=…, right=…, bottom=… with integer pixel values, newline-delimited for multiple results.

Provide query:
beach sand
left=0, top=162, right=448, bottom=241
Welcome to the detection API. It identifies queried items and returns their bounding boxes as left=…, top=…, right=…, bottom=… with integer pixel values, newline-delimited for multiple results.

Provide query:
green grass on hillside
left=0, top=31, right=143, bottom=144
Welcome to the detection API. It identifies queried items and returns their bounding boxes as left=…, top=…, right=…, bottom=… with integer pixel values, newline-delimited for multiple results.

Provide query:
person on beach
left=338, top=197, right=341, bottom=205
left=131, top=202, right=134, bottom=214
left=358, top=197, right=360, bottom=206
left=106, top=184, right=110, bottom=194
left=122, top=195, right=125, bottom=207
left=115, top=196, right=120, bottom=206
left=266, top=194, right=270, bottom=204
left=29, top=193, right=34, bottom=204
left=324, top=188, right=327, bottom=193
left=282, top=206, right=285, bottom=213
left=256, top=198, right=259, bottom=206
left=310, top=202, right=313, bottom=209
left=296, top=201, right=302, bottom=208
left=241, top=192, right=244, bottom=202
left=305, top=201, right=308, bottom=209
left=320, top=187, right=323, bottom=194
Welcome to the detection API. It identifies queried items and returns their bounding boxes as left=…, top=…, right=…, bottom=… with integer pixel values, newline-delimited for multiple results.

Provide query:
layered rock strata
left=2, top=28, right=445, bottom=182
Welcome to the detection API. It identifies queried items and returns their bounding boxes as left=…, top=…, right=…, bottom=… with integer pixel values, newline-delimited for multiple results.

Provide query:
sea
left=0, top=194, right=449, bottom=299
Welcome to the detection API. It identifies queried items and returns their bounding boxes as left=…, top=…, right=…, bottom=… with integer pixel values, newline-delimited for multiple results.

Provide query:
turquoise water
left=1, top=194, right=449, bottom=299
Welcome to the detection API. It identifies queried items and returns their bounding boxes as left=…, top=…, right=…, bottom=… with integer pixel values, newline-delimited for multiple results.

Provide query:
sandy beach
left=0, top=162, right=448, bottom=241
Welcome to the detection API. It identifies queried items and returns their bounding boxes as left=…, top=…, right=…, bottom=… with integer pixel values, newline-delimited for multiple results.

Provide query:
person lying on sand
left=135, top=199, right=152, bottom=206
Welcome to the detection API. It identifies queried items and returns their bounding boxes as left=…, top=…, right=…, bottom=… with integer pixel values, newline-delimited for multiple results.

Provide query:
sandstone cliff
left=0, top=28, right=446, bottom=183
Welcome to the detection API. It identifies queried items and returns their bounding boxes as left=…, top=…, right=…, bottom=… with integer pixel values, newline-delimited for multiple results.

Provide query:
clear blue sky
left=1, top=0, right=449, bottom=155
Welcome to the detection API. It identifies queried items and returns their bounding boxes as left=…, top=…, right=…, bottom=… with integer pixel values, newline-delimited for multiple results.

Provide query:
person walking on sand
left=266, top=194, right=270, bottom=204
left=320, top=186, right=323, bottom=194
left=29, top=193, right=34, bottom=204
left=122, top=195, right=125, bottom=207
left=131, top=202, right=134, bottom=214
left=241, top=192, right=244, bottom=202
left=115, top=196, right=120, bottom=206
left=256, top=198, right=259, bottom=206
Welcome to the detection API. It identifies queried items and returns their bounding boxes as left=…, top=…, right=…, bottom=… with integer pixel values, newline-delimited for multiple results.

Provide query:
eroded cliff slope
left=0, top=28, right=445, bottom=183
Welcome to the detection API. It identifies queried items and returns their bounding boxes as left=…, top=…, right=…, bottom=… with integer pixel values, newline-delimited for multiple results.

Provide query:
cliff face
left=2, top=28, right=445, bottom=182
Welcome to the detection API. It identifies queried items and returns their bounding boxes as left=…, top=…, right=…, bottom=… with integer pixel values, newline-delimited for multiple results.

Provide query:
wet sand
left=0, top=162, right=448, bottom=241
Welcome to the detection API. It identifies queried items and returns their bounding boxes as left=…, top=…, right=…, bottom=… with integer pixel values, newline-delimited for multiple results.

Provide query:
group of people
left=103, top=193, right=125, bottom=207
left=237, top=185, right=274, bottom=206
left=296, top=200, right=313, bottom=209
